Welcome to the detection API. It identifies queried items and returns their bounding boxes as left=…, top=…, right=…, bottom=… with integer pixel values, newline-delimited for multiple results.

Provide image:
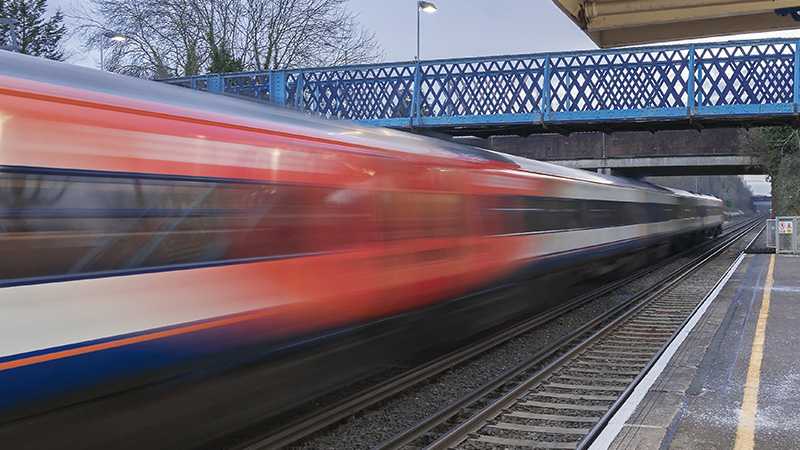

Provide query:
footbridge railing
left=162, top=38, right=800, bottom=131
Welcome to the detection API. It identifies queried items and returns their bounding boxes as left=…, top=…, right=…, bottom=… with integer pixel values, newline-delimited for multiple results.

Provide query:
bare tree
left=75, top=0, right=382, bottom=78
left=76, top=0, right=194, bottom=77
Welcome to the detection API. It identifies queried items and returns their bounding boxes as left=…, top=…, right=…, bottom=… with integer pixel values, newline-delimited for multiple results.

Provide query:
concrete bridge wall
left=455, top=128, right=764, bottom=177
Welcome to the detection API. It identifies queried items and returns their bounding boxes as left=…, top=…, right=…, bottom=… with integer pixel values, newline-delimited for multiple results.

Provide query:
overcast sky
left=47, top=0, right=774, bottom=195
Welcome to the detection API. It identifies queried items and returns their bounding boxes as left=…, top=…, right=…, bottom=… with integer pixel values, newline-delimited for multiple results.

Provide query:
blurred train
left=0, top=51, right=723, bottom=430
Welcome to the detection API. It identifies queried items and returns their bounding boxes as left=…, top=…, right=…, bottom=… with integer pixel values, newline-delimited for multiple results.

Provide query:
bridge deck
left=163, top=38, right=800, bottom=135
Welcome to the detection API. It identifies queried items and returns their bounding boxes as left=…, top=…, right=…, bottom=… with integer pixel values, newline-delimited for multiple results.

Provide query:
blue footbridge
left=164, top=38, right=800, bottom=135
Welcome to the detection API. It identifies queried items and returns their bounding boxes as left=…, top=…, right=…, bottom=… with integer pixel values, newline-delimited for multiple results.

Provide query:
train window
left=629, top=202, right=650, bottom=224
left=0, top=170, right=372, bottom=284
left=378, top=192, right=466, bottom=240
left=586, top=200, right=624, bottom=228
left=487, top=196, right=686, bottom=236
left=658, top=205, right=675, bottom=221
left=489, top=196, right=585, bottom=234
left=518, top=198, right=570, bottom=232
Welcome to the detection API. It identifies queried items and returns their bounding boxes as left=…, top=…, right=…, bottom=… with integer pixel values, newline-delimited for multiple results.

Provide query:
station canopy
left=552, top=0, right=800, bottom=48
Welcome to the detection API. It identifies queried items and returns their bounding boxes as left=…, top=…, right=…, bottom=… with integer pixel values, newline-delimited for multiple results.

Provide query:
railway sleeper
left=622, top=323, right=682, bottom=330
left=564, top=367, right=642, bottom=376
left=610, top=331, right=675, bottom=338
left=480, top=425, right=589, bottom=444
left=505, top=411, right=599, bottom=423
left=645, top=307, right=695, bottom=312
left=618, top=334, right=674, bottom=341
left=626, top=324, right=683, bottom=330
left=583, top=348, right=655, bottom=356
left=600, top=338, right=665, bottom=346
left=489, top=423, right=590, bottom=435
left=631, top=314, right=687, bottom=320
left=553, top=374, right=634, bottom=384
left=591, top=344, right=660, bottom=352
left=572, top=359, right=647, bottom=368
left=577, top=355, right=652, bottom=364
left=520, top=400, right=610, bottom=412
left=530, top=391, right=618, bottom=401
left=631, top=317, right=687, bottom=323
left=545, top=382, right=626, bottom=392
left=470, top=435, right=579, bottom=449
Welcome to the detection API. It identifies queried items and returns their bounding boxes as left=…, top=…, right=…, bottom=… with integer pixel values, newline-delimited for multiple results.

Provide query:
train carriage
left=0, top=50, right=723, bottom=427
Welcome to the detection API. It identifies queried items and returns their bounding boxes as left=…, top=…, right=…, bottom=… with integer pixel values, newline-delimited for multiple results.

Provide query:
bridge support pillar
left=595, top=167, right=638, bottom=178
left=597, top=167, right=613, bottom=176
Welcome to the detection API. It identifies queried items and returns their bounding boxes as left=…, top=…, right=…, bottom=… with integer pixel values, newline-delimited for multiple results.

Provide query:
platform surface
left=608, top=253, right=800, bottom=450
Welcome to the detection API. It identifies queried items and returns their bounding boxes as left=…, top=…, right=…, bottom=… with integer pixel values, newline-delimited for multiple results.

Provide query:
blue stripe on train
left=0, top=317, right=260, bottom=412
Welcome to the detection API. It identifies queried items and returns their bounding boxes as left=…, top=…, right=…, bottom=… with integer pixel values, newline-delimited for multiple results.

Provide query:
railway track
left=234, top=218, right=760, bottom=450
left=380, top=218, right=763, bottom=450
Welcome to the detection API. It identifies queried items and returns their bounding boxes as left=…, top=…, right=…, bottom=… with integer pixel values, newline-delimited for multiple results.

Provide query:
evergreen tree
left=756, top=127, right=800, bottom=216
left=206, top=32, right=243, bottom=74
left=0, top=0, right=66, bottom=60
left=207, top=45, right=243, bottom=74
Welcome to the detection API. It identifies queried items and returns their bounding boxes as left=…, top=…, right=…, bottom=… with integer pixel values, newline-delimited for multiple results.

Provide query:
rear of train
left=0, top=51, right=724, bottom=438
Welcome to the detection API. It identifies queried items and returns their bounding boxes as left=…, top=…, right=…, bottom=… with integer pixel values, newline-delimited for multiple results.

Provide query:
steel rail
left=383, top=217, right=761, bottom=450
left=237, top=218, right=756, bottom=450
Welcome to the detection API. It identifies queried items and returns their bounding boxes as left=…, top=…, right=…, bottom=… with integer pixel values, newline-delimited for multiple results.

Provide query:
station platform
left=604, top=252, right=800, bottom=450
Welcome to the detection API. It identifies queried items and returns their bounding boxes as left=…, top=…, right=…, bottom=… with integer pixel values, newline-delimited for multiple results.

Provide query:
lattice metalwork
left=165, top=77, right=209, bottom=91
left=418, top=57, right=545, bottom=118
left=695, top=41, right=795, bottom=107
left=549, top=48, right=691, bottom=113
left=223, top=73, right=271, bottom=102
left=161, top=38, right=800, bottom=130
left=288, top=64, right=417, bottom=120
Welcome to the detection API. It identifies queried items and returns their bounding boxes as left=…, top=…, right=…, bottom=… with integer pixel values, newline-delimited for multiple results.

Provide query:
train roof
left=0, top=51, right=508, bottom=164
left=660, top=187, right=723, bottom=205
left=0, top=51, right=699, bottom=194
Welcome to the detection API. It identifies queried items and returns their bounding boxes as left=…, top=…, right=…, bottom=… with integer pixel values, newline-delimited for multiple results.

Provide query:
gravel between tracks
left=291, top=224, right=758, bottom=450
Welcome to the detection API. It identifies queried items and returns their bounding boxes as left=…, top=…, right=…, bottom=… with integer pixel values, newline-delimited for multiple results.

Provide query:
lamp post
left=416, top=1, right=437, bottom=61
left=100, top=31, right=127, bottom=71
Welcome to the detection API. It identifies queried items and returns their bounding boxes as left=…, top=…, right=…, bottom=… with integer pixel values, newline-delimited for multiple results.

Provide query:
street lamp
left=100, top=31, right=127, bottom=71
left=416, top=1, right=437, bottom=61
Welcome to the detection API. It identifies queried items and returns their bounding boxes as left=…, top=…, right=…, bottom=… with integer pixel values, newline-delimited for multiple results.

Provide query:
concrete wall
left=555, top=155, right=763, bottom=177
left=483, top=128, right=753, bottom=160
left=455, top=128, right=764, bottom=176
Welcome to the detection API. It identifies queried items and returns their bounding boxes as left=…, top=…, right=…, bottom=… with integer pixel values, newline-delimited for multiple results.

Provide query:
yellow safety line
left=733, top=254, right=776, bottom=450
